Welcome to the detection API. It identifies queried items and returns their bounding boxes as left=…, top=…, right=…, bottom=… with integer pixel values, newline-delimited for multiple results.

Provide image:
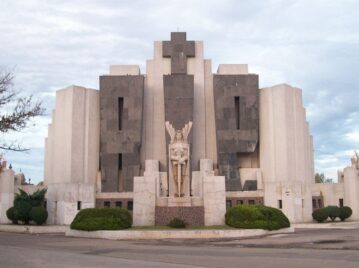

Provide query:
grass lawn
left=130, top=225, right=235, bottom=230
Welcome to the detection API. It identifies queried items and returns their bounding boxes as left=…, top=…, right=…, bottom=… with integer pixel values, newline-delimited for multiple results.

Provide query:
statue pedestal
left=133, top=159, right=226, bottom=226
left=168, top=197, right=192, bottom=207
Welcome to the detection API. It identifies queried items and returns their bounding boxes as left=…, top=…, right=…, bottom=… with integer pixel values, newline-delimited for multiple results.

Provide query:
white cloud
left=1, top=0, right=359, bottom=183
left=345, top=131, right=359, bottom=143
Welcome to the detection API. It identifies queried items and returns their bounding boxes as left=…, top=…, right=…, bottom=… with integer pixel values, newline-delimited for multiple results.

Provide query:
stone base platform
left=155, top=206, right=204, bottom=226
left=66, top=227, right=294, bottom=240
left=0, top=224, right=69, bottom=234
left=292, top=221, right=359, bottom=230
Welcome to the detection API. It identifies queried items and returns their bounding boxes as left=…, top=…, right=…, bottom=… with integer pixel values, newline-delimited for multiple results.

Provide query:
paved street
left=0, top=229, right=359, bottom=268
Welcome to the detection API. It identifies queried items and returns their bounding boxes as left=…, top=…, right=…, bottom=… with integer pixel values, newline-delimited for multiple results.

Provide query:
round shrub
left=30, top=207, right=48, bottom=225
left=312, top=208, right=329, bottom=223
left=6, top=207, right=18, bottom=224
left=70, top=208, right=132, bottom=231
left=326, top=206, right=340, bottom=221
left=339, top=206, right=352, bottom=221
left=167, top=217, right=187, bottom=228
left=14, top=200, right=32, bottom=224
left=225, top=205, right=290, bottom=230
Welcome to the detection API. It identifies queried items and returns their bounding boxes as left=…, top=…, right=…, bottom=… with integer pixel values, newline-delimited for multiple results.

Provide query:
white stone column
left=203, top=176, right=226, bottom=226
left=343, top=166, right=359, bottom=220
left=133, top=176, right=156, bottom=226
left=0, top=169, right=15, bottom=223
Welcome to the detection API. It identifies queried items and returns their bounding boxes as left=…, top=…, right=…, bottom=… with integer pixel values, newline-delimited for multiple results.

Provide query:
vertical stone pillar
left=203, top=176, right=226, bottom=226
left=133, top=160, right=158, bottom=226
left=0, top=169, right=15, bottom=223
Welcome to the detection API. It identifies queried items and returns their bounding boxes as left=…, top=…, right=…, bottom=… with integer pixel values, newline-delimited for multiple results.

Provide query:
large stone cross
left=163, top=32, right=195, bottom=74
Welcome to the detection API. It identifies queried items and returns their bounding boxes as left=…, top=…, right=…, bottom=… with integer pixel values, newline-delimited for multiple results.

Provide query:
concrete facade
left=44, top=86, right=99, bottom=225
left=38, top=32, right=359, bottom=226
left=259, top=84, right=314, bottom=222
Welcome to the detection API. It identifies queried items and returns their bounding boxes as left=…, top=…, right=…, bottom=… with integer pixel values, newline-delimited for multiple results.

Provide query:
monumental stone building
left=4, top=32, right=353, bottom=225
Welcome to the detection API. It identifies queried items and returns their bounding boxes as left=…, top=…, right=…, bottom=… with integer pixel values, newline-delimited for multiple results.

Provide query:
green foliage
left=312, top=208, right=329, bottom=223
left=13, top=188, right=47, bottom=225
left=315, top=173, right=325, bottom=183
left=314, top=173, right=333, bottom=183
left=70, top=208, right=132, bottom=231
left=6, top=207, right=18, bottom=224
left=30, top=207, right=48, bottom=225
left=29, top=189, right=47, bottom=207
left=326, top=206, right=340, bottom=221
left=225, top=205, right=290, bottom=230
left=339, top=206, right=352, bottom=221
left=14, top=189, right=32, bottom=223
left=167, top=218, right=187, bottom=228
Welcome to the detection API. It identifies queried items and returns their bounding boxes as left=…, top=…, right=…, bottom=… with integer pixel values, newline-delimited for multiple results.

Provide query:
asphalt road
left=0, top=229, right=358, bottom=268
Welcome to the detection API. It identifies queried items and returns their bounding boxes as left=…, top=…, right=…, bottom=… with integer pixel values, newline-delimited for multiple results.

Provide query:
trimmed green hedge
left=6, top=207, right=18, bottom=224
left=326, top=206, right=340, bottom=221
left=70, top=208, right=132, bottom=231
left=312, top=208, right=329, bottom=223
left=312, top=206, right=353, bottom=223
left=167, top=217, right=187, bottom=228
left=10, top=189, right=47, bottom=225
left=30, top=207, right=48, bottom=225
left=339, top=206, right=352, bottom=221
left=225, top=205, right=290, bottom=230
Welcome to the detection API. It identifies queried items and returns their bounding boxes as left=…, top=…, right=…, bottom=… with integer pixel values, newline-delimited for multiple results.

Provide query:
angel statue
left=351, top=150, right=359, bottom=170
left=165, top=121, right=193, bottom=197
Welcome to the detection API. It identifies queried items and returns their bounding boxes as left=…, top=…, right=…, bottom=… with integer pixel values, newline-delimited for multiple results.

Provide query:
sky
left=0, top=0, right=358, bottom=184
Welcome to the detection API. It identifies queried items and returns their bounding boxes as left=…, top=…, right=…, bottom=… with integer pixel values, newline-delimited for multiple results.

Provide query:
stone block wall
left=100, top=75, right=144, bottom=192
left=213, top=74, right=259, bottom=191
left=155, top=206, right=204, bottom=226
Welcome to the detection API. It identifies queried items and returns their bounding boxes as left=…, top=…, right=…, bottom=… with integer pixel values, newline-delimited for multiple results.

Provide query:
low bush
left=312, top=208, right=329, bottom=223
left=225, top=205, right=290, bottom=230
left=339, top=206, right=352, bottom=221
left=30, top=207, right=48, bottom=225
left=13, top=188, right=47, bottom=225
left=326, top=206, right=340, bottom=221
left=14, top=200, right=32, bottom=224
left=70, top=208, right=132, bottom=231
left=6, top=207, right=18, bottom=224
left=167, top=218, right=187, bottom=228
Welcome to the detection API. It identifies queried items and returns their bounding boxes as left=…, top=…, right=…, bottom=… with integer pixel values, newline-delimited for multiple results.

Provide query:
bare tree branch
left=0, top=71, right=44, bottom=152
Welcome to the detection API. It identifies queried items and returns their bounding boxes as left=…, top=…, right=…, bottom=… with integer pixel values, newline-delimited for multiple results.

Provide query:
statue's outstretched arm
left=165, top=121, right=176, bottom=143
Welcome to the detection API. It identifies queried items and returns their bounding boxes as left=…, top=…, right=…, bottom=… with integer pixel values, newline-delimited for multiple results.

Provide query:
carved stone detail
left=165, top=121, right=193, bottom=197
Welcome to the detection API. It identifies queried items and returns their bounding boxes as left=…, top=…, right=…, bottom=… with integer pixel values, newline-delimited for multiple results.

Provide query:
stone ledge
left=293, top=221, right=359, bottom=230
left=0, top=224, right=69, bottom=234
left=66, top=227, right=294, bottom=240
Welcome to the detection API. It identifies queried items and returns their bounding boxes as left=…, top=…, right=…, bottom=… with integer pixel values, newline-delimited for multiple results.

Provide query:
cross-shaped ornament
left=163, top=32, right=195, bottom=74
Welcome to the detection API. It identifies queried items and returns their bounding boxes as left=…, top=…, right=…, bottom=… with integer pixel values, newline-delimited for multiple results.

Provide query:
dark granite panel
left=155, top=206, right=204, bottom=226
left=100, top=75, right=144, bottom=192
left=242, top=180, right=258, bottom=191
left=163, top=74, right=194, bottom=170
left=163, top=74, right=194, bottom=129
left=213, top=74, right=259, bottom=191
left=100, top=154, right=119, bottom=192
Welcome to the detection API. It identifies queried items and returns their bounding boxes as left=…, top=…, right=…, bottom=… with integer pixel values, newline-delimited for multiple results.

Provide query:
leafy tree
left=0, top=71, right=44, bottom=151
left=315, top=173, right=333, bottom=183
left=315, top=173, right=325, bottom=183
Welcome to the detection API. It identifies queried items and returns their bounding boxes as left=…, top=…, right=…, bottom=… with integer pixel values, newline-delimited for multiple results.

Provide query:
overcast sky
left=1, top=0, right=358, bottom=184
